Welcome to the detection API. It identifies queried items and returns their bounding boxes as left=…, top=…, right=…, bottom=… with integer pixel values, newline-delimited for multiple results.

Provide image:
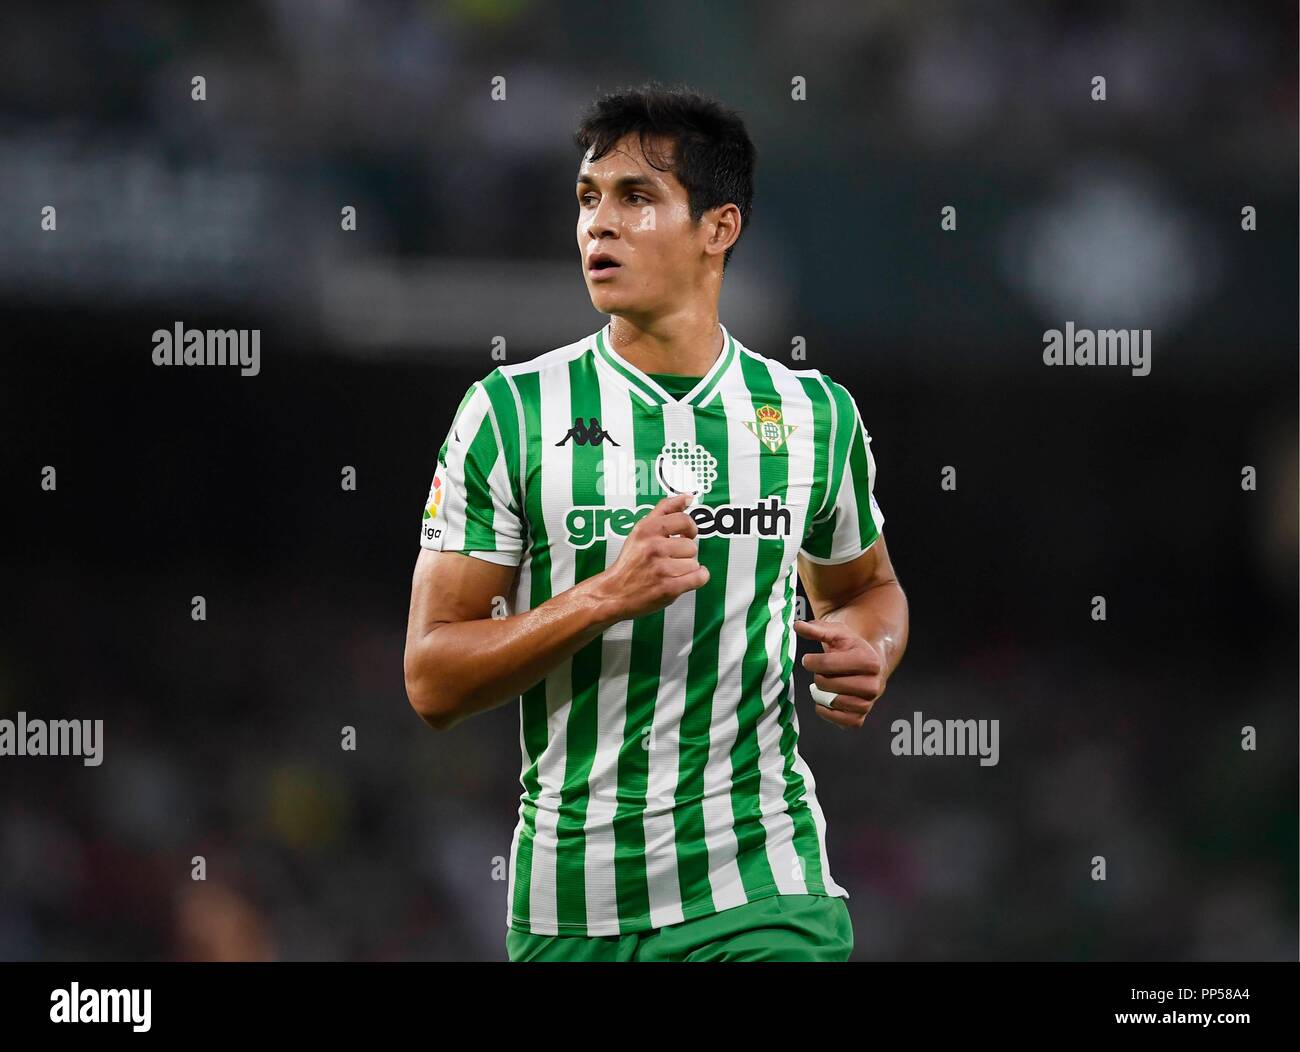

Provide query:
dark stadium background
left=0, top=0, right=1295, bottom=960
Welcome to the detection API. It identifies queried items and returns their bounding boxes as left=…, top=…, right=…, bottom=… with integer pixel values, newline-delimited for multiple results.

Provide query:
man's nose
left=586, top=196, right=620, bottom=237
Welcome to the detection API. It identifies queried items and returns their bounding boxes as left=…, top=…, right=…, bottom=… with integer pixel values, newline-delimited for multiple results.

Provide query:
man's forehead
left=578, top=134, right=677, bottom=181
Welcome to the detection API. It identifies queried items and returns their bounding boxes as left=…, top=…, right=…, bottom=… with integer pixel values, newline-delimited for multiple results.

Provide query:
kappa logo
left=745, top=404, right=795, bottom=452
left=557, top=417, right=619, bottom=447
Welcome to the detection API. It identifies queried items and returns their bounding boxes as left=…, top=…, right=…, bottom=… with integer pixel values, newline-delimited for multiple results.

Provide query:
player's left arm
left=796, top=535, right=909, bottom=729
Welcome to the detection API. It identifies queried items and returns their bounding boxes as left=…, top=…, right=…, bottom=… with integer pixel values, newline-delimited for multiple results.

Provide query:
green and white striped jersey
left=419, top=322, right=885, bottom=936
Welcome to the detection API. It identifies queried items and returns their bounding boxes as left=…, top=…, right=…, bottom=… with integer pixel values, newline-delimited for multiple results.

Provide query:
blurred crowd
left=0, top=560, right=1293, bottom=961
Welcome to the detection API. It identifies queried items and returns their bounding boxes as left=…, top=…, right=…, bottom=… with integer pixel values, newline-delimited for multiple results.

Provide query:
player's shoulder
left=736, top=340, right=870, bottom=436
left=733, top=337, right=854, bottom=407
left=454, top=334, right=595, bottom=412
left=493, top=331, right=595, bottom=385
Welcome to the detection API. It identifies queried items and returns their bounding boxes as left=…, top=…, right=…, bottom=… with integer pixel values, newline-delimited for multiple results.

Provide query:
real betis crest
left=744, top=404, right=795, bottom=452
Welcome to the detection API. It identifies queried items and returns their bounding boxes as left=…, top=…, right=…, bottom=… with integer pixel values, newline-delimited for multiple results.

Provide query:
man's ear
left=710, top=203, right=742, bottom=255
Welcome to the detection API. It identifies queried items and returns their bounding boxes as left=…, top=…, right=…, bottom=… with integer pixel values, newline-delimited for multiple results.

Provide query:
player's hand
left=793, top=618, right=887, bottom=729
left=591, top=493, right=709, bottom=622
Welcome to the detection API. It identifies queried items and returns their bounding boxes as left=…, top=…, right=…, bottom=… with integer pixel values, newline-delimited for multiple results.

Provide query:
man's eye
left=579, top=194, right=596, bottom=206
left=627, top=193, right=646, bottom=205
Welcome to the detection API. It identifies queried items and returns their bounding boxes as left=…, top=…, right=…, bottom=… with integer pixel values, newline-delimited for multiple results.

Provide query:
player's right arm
left=404, top=493, right=706, bottom=731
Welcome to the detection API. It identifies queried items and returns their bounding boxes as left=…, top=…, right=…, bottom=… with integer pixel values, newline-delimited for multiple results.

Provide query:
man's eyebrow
left=576, top=173, right=656, bottom=190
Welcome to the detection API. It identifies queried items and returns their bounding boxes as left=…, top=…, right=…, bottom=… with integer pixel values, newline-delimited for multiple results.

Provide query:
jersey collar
left=593, top=322, right=737, bottom=408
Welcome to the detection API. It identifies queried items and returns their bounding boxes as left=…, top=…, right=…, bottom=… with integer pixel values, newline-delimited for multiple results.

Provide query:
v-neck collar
left=593, top=322, right=736, bottom=408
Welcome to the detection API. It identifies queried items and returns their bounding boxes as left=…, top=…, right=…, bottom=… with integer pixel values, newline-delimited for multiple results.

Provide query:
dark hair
left=574, top=83, right=756, bottom=269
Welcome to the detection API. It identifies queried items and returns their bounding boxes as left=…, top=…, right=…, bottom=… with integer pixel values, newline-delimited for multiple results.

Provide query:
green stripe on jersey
left=726, top=350, right=784, bottom=900
left=554, top=352, right=606, bottom=930
left=610, top=396, right=666, bottom=926
left=671, top=390, right=731, bottom=915
left=510, top=369, right=548, bottom=929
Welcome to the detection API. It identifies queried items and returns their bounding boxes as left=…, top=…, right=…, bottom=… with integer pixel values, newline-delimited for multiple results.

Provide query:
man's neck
left=609, top=313, right=723, bottom=378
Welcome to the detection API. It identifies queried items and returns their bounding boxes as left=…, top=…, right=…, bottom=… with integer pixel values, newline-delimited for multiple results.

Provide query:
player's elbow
left=404, top=642, right=464, bottom=732
left=405, top=676, right=461, bottom=732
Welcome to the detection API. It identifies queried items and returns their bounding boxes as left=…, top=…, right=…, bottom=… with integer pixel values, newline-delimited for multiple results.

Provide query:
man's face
left=576, top=133, right=704, bottom=317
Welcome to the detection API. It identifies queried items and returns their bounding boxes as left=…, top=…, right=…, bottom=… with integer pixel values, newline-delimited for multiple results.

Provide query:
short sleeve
left=419, top=379, right=525, bottom=566
left=800, top=384, right=885, bottom=565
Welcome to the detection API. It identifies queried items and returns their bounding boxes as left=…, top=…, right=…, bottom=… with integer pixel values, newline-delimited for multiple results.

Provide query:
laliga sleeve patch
left=420, top=466, right=448, bottom=550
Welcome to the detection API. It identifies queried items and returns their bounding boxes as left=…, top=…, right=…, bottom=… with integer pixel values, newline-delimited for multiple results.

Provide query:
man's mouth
left=587, top=253, right=621, bottom=273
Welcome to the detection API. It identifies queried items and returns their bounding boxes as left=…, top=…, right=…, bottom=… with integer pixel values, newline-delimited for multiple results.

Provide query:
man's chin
left=589, top=288, right=632, bottom=314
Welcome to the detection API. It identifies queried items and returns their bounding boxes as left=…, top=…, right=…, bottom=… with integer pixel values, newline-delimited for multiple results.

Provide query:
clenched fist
left=793, top=618, right=888, bottom=729
left=590, top=493, right=710, bottom=624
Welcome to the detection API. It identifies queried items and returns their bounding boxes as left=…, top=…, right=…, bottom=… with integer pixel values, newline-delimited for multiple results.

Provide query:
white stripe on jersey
left=642, top=400, right=697, bottom=929
left=581, top=366, right=637, bottom=936
left=525, top=359, right=576, bottom=936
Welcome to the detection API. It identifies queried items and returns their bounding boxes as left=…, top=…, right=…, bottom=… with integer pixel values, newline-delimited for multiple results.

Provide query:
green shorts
left=506, top=893, right=853, bottom=962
